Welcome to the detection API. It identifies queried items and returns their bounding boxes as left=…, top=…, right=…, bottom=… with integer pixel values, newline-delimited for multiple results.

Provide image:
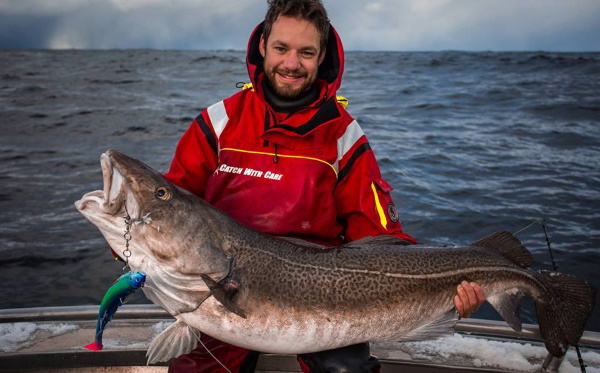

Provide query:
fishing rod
left=514, top=219, right=587, bottom=373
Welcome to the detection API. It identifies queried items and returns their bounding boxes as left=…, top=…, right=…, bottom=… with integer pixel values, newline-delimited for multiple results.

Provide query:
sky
left=0, top=0, right=599, bottom=51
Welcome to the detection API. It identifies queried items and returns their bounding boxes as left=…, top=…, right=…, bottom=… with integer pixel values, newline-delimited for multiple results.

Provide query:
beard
left=263, top=66, right=316, bottom=99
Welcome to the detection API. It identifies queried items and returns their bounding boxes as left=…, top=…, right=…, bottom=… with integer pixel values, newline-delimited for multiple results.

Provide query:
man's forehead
left=268, top=15, right=321, bottom=48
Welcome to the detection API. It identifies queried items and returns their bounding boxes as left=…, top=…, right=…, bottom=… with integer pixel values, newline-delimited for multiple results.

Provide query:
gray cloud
left=0, top=13, right=61, bottom=49
left=1, top=0, right=599, bottom=51
left=327, top=0, right=600, bottom=51
left=0, top=0, right=266, bottom=49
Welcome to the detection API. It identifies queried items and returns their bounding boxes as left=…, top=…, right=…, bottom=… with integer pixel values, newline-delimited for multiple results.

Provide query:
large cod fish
left=75, top=149, right=595, bottom=364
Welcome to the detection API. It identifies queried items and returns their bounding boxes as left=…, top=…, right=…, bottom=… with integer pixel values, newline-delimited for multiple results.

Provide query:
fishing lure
left=85, top=271, right=146, bottom=351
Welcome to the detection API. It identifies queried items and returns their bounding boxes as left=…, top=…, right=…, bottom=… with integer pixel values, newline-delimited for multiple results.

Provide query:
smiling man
left=164, top=1, right=484, bottom=372
left=260, top=15, right=324, bottom=98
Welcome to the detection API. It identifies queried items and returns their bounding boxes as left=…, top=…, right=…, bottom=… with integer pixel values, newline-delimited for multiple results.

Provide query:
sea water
left=0, top=50, right=599, bottom=331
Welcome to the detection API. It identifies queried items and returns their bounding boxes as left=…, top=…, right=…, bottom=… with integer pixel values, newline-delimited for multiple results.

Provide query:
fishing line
left=140, top=283, right=157, bottom=293
left=514, top=219, right=587, bottom=373
left=512, top=219, right=544, bottom=236
left=191, top=328, right=233, bottom=373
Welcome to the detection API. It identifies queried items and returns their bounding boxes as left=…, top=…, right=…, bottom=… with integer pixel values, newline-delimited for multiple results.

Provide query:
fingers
left=462, top=281, right=477, bottom=309
left=454, top=282, right=471, bottom=318
left=455, top=281, right=486, bottom=319
left=453, top=294, right=469, bottom=319
left=472, top=282, right=486, bottom=307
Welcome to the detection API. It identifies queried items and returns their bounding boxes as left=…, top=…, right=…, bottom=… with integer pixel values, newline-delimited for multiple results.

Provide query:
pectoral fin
left=146, top=320, right=198, bottom=365
left=201, top=274, right=247, bottom=319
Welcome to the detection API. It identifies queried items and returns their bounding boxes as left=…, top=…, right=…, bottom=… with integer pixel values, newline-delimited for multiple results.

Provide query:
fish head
left=74, top=149, right=230, bottom=279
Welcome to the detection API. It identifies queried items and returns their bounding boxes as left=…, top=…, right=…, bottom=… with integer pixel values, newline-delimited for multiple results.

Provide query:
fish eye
left=156, top=186, right=172, bottom=201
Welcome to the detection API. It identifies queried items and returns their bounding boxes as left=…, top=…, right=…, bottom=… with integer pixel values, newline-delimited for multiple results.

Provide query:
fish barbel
left=75, top=149, right=595, bottom=364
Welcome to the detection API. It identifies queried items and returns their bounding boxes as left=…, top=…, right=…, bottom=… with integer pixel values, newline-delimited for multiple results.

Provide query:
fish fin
left=535, top=270, right=596, bottom=357
left=201, top=274, right=247, bottom=319
left=343, top=235, right=413, bottom=248
left=146, top=320, right=198, bottom=364
left=397, top=309, right=459, bottom=342
left=470, top=231, right=533, bottom=268
left=487, top=290, right=524, bottom=331
left=84, top=341, right=103, bottom=351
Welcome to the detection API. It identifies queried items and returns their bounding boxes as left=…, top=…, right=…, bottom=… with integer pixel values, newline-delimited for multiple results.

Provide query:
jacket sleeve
left=163, top=110, right=219, bottom=198
left=334, top=123, right=417, bottom=244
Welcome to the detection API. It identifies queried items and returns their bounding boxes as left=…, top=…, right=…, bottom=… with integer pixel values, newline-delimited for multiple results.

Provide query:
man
left=164, top=0, right=485, bottom=372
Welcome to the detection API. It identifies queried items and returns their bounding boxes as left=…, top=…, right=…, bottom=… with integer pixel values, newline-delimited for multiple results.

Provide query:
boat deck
left=1, top=305, right=598, bottom=372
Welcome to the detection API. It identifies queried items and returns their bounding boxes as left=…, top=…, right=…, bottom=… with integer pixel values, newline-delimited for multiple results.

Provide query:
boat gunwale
left=1, top=304, right=598, bottom=346
left=0, top=305, right=598, bottom=373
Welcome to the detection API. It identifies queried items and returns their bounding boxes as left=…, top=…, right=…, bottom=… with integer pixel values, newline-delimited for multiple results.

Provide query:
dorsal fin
left=343, top=235, right=413, bottom=248
left=470, top=231, right=534, bottom=268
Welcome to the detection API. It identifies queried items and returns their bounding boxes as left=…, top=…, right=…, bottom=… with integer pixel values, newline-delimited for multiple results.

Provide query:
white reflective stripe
left=207, top=101, right=229, bottom=146
left=334, top=120, right=364, bottom=173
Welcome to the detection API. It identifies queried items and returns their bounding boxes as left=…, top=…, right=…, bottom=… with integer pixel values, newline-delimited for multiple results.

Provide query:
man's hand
left=454, top=281, right=485, bottom=318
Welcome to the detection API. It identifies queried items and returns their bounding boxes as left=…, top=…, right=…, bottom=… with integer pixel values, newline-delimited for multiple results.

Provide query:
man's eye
left=274, top=47, right=286, bottom=53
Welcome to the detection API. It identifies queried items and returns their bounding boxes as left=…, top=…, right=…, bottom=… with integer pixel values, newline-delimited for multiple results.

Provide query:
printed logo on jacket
left=218, top=163, right=283, bottom=181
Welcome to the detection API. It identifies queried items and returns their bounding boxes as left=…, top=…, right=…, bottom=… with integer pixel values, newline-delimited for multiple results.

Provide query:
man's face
left=260, top=15, right=325, bottom=98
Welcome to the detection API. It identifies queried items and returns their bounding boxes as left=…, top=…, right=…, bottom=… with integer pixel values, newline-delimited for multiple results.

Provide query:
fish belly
left=179, top=294, right=455, bottom=354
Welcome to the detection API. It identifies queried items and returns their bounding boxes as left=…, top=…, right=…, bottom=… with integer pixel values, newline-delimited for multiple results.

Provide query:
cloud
left=327, top=0, right=600, bottom=51
left=365, top=2, right=384, bottom=13
left=0, top=0, right=87, bottom=15
left=109, top=0, right=165, bottom=12
left=0, top=0, right=599, bottom=51
left=1, top=0, right=266, bottom=49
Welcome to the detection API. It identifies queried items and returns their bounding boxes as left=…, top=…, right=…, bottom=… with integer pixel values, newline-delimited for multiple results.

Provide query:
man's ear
left=319, top=47, right=327, bottom=65
left=259, top=35, right=266, bottom=58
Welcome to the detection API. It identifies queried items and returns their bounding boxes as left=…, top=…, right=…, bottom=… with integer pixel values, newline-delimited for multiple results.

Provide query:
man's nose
left=282, top=51, right=301, bottom=70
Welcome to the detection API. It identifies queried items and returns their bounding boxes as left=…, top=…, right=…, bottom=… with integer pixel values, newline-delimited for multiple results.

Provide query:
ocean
left=1, top=49, right=599, bottom=332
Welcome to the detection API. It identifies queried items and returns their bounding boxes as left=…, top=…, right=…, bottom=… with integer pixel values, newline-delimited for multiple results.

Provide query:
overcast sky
left=1, top=0, right=599, bottom=51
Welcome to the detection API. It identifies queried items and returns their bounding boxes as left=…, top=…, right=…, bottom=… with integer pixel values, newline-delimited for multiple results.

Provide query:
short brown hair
left=263, top=0, right=330, bottom=52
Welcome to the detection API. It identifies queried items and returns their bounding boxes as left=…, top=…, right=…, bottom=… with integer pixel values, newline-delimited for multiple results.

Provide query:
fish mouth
left=75, top=150, right=132, bottom=218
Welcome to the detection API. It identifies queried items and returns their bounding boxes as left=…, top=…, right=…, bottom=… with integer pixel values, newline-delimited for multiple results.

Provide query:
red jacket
left=165, top=23, right=416, bottom=246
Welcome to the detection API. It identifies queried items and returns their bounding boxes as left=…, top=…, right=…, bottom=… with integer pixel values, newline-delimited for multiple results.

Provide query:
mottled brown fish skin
left=223, top=233, right=533, bottom=329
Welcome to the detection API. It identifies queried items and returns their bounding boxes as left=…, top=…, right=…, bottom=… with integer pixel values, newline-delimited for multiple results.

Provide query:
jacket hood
left=246, top=21, right=345, bottom=103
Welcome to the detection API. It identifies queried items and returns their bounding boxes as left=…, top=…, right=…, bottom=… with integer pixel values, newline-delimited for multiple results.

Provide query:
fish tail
left=535, top=270, right=596, bottom=357
left=85, top=341, right=103, bottom=351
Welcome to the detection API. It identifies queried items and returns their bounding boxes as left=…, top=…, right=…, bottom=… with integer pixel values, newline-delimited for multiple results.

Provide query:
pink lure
left=85, top=341, right=103, bottom=351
